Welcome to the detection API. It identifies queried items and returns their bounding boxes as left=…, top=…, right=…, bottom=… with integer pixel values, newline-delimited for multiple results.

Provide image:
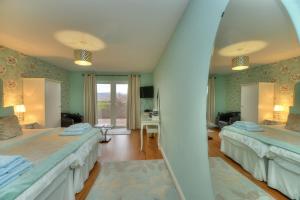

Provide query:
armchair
left=61, top=113, right=83, bottom=127
left=216, top=112, right=240, bottom=129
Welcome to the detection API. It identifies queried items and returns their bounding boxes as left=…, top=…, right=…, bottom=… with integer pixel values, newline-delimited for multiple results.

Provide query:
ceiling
left=211, top=0, right=300, bottom=74
left=0, top=0, right=188, bottom=72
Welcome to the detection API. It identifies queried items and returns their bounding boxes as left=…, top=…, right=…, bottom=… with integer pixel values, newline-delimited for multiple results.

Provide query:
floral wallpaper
left=0, top=46, right=70, bottom=111
left=221, top=56, right=300, bottom=120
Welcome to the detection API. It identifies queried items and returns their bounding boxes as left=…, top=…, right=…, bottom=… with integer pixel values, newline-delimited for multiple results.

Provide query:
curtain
left=84, top=74, right=96, bottom=125
left=127, top=74, right=141, bottom=130
left=207, top=77, right=215, bottom=124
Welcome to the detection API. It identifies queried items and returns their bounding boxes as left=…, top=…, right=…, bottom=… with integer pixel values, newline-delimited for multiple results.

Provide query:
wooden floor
left=77, top=129, right=288, bottom=200
left=100, top=129, right=163, bottom=161
left=208, top=129, right=289, bottom=200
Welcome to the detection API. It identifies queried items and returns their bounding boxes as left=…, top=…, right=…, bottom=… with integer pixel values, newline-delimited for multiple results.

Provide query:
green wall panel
left=69, top=72, right=84, bottom=115
left=214, top=75, right=226, bottom=117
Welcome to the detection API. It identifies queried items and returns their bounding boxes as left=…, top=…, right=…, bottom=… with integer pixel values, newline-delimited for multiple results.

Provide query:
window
left=96, top=82, right=128, bottom=127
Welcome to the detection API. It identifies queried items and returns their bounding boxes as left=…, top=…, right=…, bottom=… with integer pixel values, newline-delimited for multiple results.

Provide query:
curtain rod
left=81, top=74, right=140, bottom=77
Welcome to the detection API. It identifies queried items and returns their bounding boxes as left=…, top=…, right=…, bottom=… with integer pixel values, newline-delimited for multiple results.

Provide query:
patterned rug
left=210, top=157, right=274, bottom=200
left=87, top=158, right=274, bottom=200
left=86, top=160, right=179, bottom=200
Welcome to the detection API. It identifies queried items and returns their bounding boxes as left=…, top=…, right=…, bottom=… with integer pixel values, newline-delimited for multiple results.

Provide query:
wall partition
left=153, top=0, right=229, bottom=199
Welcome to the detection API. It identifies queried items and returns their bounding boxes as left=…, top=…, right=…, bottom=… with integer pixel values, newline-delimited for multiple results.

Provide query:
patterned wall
left=221, top=56, right=300, bottom=120
left=0, top=46, right=70, bottom=111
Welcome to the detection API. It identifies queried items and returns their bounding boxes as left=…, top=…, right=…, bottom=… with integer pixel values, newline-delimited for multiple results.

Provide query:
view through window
left=96, top=82, right=128, bottom=127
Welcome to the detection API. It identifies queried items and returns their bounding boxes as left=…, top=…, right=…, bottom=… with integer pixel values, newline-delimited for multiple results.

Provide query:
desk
left=140, top=116, right=160, bottom=151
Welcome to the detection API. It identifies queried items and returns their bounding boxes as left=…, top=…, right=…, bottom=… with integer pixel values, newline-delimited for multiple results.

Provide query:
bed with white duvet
left=220, top=124, right=300, bottom=200
left=0, top=127, right=100, bottom=200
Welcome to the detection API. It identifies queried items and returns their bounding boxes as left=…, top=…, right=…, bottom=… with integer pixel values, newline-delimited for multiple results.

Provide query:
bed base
left=221, top=136, right=268, bottom=181
left=17, top=136, right=99, bottom=200
left=268, top=152, right=300, bottom=200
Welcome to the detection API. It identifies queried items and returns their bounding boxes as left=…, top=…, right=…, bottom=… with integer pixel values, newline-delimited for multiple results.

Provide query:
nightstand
left=263, top=119, right=284, bottom=125
left=20, top=121, right=38, bottom=129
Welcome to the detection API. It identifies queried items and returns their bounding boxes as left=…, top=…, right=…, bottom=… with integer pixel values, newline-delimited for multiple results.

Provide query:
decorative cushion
left=0, top=115, right=22, bottom=140
left=0, top=106, right=14, bottom=117
left=285, top=113, right=300, bottom=132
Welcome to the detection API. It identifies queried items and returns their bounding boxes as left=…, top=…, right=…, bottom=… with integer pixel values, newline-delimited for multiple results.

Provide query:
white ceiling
left=211, top=0, right=300, bottom=74
left=0, top=0, right=188, bottom=72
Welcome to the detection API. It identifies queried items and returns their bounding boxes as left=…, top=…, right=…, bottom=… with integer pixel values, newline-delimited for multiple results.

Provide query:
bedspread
left=0, top=127, right=99, bottom=200
left=222, top=125, right=300, bottom=155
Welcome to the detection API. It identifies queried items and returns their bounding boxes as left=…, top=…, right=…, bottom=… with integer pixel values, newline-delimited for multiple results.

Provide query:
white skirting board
left=160, top=147, right=186, bottom=200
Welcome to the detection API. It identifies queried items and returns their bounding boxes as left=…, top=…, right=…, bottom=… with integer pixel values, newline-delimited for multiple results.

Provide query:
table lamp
left=273, top=105, right=284, bottom=121
left=14, top=104, right=26, bottom=121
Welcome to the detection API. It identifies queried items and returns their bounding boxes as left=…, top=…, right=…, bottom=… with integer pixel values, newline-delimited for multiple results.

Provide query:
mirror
left=0, top=79, right=3, bottom=107
left=207, top=1, right=300, bottom=199
left=290, top=81, right=300, bottom=114
left=156, top=89, right=160, bottom=112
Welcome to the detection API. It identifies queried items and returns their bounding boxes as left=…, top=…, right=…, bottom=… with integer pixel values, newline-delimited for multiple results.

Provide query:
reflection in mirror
left=207, top=1, right=300, bottom=199
left=0, top=79, right=2, bottom=107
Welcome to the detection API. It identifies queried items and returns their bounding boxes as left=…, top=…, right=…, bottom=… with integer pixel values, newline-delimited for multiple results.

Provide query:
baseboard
left=160, top=147, right=186, bottom=200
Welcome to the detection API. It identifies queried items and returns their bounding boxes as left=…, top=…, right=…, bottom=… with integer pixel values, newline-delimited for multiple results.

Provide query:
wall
left=214, top=75, right=226, bottom=117
left=69, top=71, right=84, bottom=114
left=140, top=73, right=154, bottom=112
left=282, top=0, right=300, bottom=42
left=153, top=0, right=228, bottom=199
left=214, top=56, right=300, bottom=121
left=0, top=46, right=70, bottom=111
left=0, top=79, right=2, bottom=106
left=68, top=72, right=154, bottom=115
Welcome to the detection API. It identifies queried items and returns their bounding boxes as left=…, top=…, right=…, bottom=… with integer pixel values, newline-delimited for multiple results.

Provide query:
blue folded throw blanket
left=61, top=123, right=92, bottom=135
left=0, top=156, right=28, bottom=176
left=0, top=155, right=32, bottom=189
left=0, top=155, right=21, bottom=168
left=231, top=121, right=263, bottom=132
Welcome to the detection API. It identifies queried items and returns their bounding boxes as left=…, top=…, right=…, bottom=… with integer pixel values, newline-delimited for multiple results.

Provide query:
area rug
left=86, top=160, right=179, bottom=200
left=210, top=157, right=274, bottom=200
left=107, top=128, right=131, bottom=135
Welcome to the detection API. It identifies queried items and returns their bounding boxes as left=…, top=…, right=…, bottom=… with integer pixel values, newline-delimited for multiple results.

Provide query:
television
left=140, top=86, right=154, bottom=98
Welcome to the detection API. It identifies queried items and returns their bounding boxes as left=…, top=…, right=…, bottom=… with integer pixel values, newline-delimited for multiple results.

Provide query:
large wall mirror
left=0, top=79, right=3, bottom=107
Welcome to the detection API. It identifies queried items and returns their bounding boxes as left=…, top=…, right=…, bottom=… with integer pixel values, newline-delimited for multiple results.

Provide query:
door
left=45, top=80, right=61, bottom=128
left=97, top=83, right=112, bottom=126
left=241, top=84, right=258, bottom=123
left=115, top=83, right=128, bottom=127
left=96, top=82, right=128, bottom=127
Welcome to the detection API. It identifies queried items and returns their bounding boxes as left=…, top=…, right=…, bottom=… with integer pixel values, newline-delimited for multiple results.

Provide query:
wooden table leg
left=140, top=124, right=144, bottom=151
left=157, top=124, right=161, bottom=149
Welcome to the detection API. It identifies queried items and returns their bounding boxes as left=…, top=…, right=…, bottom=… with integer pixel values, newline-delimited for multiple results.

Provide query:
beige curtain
left=207, top=77, right=215, bottom=124
left=84, top=74, right=96, bottom=125
left=127, top=74, right=141, bottom=130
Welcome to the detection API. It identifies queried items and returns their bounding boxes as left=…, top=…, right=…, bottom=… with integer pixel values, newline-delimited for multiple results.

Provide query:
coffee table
left=95, top=124, right=113, bottom=143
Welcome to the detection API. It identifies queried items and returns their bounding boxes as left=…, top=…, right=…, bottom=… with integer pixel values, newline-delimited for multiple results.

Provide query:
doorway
left=96, top=82, right=128, bottom=127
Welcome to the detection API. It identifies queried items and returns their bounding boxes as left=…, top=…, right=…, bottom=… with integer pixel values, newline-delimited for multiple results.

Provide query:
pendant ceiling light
left=74, top=49, right=92, bottom=66
left=232, top=56, right=249, bottom=71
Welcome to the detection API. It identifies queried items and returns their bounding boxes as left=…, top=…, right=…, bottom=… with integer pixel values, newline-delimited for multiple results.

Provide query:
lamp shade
left=74, top=49, right=92, bottom=66
left=274, top=105, right=284, bottom=112
left=14, top=104, right=26, bottom=113
left=232, top=56, right=249, bottom=71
